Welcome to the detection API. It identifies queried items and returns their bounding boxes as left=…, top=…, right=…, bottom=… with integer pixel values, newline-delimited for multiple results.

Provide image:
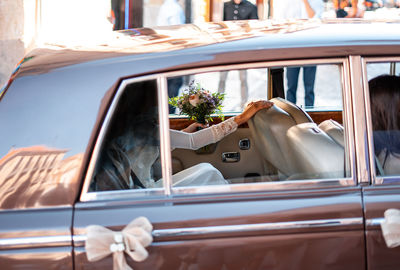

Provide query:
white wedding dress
left=151, top=117, right=238, bottom=188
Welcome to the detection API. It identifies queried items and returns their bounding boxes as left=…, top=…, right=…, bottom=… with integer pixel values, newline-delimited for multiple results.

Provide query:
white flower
left=189, top=94, right=200, bottom=107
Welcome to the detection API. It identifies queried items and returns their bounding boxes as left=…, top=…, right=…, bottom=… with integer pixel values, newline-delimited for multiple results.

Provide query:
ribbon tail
left=113, top=251, right=133, bottom=270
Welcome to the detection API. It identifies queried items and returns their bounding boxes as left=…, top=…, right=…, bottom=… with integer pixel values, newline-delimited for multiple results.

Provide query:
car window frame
left=80, top=57, right=357, bottom=202
left=362, top=56, right=400, bottom=186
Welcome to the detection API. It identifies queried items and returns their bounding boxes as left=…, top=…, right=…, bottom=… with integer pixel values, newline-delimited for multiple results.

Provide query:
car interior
left=366, top=61, right=400, bottom=177
left=168, top=63, right=349, bottom=187
left=89, top=61, right=400, bottom=192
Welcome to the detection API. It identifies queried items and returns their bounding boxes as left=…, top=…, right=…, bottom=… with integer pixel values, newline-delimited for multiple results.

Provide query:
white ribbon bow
left=381, top=209, right=400, bottom=248
left=85, top=216, right=153, bottom=270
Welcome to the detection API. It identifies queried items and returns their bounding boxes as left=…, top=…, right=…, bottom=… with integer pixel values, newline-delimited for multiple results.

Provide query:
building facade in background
left=0, top=0, right=270, bottom=89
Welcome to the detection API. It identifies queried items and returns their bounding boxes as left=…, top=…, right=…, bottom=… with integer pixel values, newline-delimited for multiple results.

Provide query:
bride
left=91, top=99, right=273, bottom=191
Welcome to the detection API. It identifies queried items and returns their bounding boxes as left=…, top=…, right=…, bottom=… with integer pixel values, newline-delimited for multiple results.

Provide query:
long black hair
left=369, top=75, right=400, bottom=158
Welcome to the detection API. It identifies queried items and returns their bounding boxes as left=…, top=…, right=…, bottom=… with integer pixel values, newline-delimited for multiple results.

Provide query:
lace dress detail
left=210, top=117, right=237, bottom=142
left=170, top=117, right=238, bottom=150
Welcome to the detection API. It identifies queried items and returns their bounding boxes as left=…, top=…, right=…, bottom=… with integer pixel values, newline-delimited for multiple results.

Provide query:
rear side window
left=85, top=61, right=352, bottom=198
left=167, top=63, right=350, bottom=189
left=89, top=80, right=163, bottom=191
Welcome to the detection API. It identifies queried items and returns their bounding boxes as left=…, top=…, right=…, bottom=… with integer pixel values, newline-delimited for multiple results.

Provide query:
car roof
left=17, top=19, right=400, bottom=77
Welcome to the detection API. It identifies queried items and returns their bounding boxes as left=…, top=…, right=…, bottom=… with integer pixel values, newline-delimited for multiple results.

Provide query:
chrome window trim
left=362, top=56, right=400, bottom=186
left=170, top=178, right=354, bottom=196
left=80, top=75, right=166, bottom=202
left=0, top=235, right=72, bottom=250
left=342, top=58, right=357, bottom=181
left=80, top=57, right=355, bottom=202
left=72, top=217, right=363, bottom=246
left=157, top=76, right=173, bottom=196
left=349, top=55, right=370, bottom=184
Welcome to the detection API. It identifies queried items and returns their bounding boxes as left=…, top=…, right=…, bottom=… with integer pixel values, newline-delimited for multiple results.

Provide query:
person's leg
left=239, top=69, right=248, bottom=108
left=270, top=68, right=285, bottom=99
left=286, top=67, right=300, bottom=104
left=218, top=71, right=228, bottom=94
left=303, top=66, right=317, bottom=107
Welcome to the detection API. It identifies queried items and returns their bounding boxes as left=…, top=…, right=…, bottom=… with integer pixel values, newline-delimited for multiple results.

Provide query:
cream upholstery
left=318, top=119, right=344, bottom=147
left=377, top=150, right=400, bottom=176
left=271, top=97, right=313, bottom=124
left=287, top=122, right=344, bottom=179
left=248, top=98, right=313, bottom=177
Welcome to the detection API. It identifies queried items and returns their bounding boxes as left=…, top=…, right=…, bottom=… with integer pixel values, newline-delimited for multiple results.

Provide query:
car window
left=168, top=68, right=269, bottom=114
left=85, top=62, right=351, bottom=196
left=282, top=64, right=343, bottom=111
left=168, top=63, right=350, bottom=189
left=89, top=80, right=163, bottom=192
left=366, top=61, right=400, bottom=177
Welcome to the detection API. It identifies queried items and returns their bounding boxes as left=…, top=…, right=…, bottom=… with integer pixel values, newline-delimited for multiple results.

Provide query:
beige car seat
left=248, top=97, right=313, bottom=178
left=376, top=150, right=400, bottom=175
left=318, top=119, right=345, bottom=147
left=287, top=121, right=345, bottom=179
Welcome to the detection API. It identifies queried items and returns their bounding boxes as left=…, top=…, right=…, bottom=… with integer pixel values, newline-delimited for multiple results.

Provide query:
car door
left=73, top=59, right=366, bottom=270
left=362, top=57, right=400, bottom=270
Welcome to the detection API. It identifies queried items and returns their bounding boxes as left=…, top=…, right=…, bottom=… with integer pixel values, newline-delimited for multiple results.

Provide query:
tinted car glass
left=168, top=62, right=350, bottom=190
left=89, top=80, right=163, bottom=192
left=366, top=61, right=400, bottom=177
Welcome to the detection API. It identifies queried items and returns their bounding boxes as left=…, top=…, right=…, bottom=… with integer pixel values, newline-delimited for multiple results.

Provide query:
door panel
left=363, top=185, right=400, bottom=270
left=0, top=208, right=73, bottom=270
left=73, top=188, right=365, bottom=270
left=171, top=126, right=269, bottom=179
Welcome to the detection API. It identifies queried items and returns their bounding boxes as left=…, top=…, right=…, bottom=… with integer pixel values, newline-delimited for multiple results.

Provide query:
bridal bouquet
left=169, top=81, right=224, bottom=124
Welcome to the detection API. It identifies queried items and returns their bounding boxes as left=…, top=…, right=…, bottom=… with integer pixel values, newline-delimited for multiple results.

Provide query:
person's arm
left=302, top=0, right=316, bottom=18
left=347, top=0, right=360, bottom=18
left=233, top=100, right=273, bottom=125
left=170, top=100, right=273, bottom=150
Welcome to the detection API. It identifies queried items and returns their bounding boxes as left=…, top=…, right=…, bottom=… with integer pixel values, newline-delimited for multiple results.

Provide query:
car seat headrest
left=271, top=97, right=313, bottom=124
left=318, top=119, right=344, bottom=147
left=287, top=122, right=345, bottom=179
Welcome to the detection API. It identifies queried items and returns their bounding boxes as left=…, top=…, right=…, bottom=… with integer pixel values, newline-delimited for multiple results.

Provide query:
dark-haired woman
left=369, top=75, right=400, bottom=175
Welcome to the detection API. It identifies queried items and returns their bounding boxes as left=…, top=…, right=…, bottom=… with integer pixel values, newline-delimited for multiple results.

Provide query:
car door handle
left=222, top=152, right=240, bottom=162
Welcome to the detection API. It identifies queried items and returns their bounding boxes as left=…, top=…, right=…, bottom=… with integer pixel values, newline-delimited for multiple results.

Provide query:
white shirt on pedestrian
left=273, top=0, right=323, bottom=19
left=157, top=0, right=185, bottom=26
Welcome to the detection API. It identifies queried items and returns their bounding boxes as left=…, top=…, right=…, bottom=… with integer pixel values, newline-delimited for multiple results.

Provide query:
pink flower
left=189, top=94, right=200, bottom=107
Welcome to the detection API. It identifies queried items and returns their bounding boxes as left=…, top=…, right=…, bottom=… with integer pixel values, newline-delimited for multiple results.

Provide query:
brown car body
left=0, top=19, right=400, bottom=269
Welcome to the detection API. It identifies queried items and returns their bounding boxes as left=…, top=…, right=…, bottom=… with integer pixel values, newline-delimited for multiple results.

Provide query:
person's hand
left=234, top=100, right=273, bottom=126
left=181, top=122, right=208, bottom=133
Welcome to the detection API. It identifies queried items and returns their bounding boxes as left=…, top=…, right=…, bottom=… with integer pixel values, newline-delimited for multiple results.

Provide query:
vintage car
left=0, top=19, right=399, bottom=269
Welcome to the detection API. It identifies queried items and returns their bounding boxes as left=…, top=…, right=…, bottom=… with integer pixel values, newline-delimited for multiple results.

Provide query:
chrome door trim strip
left=152, top=217, right=363, bottom=238
left=366, top=217, right=384, bottom=227
left=0, top=235, right=72, bottom=250
left=81, top=179, right=356, bottom=202
left=80, top=58, right=353, bottom=202
left=73, top=217, right=363, bottom=246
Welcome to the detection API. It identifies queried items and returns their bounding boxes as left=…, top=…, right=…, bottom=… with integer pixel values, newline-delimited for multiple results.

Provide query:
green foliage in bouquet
left=169, top=81, right=225, bottom=123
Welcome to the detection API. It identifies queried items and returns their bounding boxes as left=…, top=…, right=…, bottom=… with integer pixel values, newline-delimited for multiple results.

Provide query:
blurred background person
left=218, top=0, right=258, bottom=109
left=273, top=0, right=323, bottom=108
left=157, top=0, right=185, bottom=26
left=334, top=0, right=364, bottom=18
